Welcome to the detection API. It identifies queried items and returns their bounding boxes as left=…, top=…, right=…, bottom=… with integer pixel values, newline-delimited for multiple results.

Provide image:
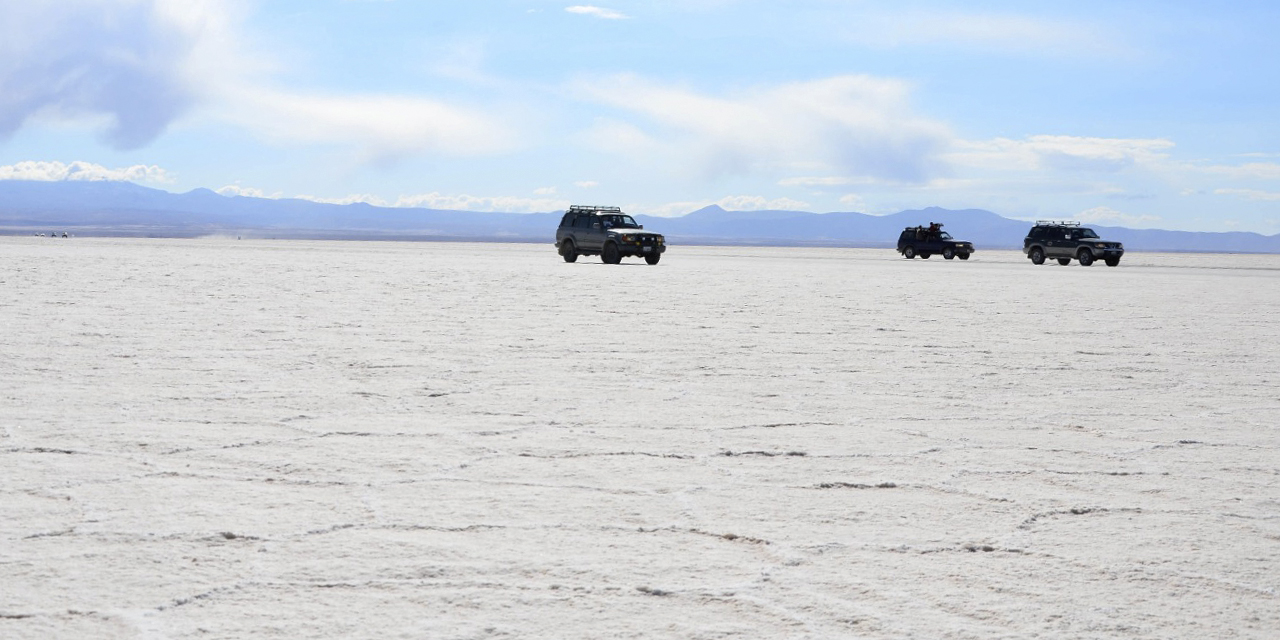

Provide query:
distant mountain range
left=3, top=179, right=1279, bottom=253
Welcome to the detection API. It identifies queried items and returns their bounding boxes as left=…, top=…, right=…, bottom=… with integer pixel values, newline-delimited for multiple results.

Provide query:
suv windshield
left=939, top=231, right=953, bottom=240
left=601, top=215, right=640, bottom=229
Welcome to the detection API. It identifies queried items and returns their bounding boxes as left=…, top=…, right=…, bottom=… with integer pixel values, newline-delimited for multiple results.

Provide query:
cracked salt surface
left=2, top=237, right=1278, bottom=638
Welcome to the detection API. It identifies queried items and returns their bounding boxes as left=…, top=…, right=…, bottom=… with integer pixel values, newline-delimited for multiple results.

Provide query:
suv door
left=577, top=214, right=604, bottom=250
left=1043, top=228, right=1064, bottom=257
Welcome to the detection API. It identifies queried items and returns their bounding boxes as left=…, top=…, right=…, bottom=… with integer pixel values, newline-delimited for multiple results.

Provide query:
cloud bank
left=574, top=74, right=951, bottom=183
left=0, top=160, right=171, bottom=183
left=220, top=88, right=517, bottom=163
left=0, top=0, right=517, bottom=163
left=0, top=1, right=209, bottom=149
left=565, top=6, right=630, bottom=20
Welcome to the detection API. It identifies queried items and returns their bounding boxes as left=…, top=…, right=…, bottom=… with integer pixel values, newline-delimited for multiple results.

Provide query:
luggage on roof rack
left=1035, top=220, right=1080, bottom=226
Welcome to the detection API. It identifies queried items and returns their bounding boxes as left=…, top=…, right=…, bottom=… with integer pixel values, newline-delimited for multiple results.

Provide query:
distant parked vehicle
left=897, top=223, right=974, bottom=260
left=555, top=205, right=666, bottom=265
left=1023, top=221, right=1124, bottom=266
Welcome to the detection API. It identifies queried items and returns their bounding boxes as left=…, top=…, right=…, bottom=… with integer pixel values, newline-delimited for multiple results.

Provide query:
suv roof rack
left=568, top=205, right=623, bottom=214
left=1035, top=220, right=1080, bottom=226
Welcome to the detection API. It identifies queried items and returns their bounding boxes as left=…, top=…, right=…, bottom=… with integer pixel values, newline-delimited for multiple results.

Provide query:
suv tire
left=1057, top=257, right=1071, bottom=266
left=560, top=240, right=578, bottom=263
left=1105, top=257, right=1120, bottom=267
left=602, top=242, right=621, bottom=264
left=958, top=253, right=969, bottom=260
left=943, top=247, right=955, bottom=260
left=1029, top=247, right=1045, bottom=265
left=1077, top=249, right=1094, bottom=266
left=645, top=253, right=661, bottom=265
left=903, top=245, right=916, bottom=259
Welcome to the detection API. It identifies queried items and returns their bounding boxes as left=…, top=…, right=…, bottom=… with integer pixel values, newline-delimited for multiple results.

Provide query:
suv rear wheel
left=1029, top=247, right=1045, bottom=265
left=1077, top=249, right=1095, bottom=266
left=560, top=240, right=578, bottom=263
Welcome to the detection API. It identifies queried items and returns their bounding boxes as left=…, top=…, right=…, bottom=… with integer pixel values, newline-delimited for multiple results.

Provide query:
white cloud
left=295, top=193, right=389, bottom=206
left=838, top=194, right=868, bottom=210
left=779, top=176, right=879, bottom=187
left=216, top=184, right=282, bottom=198
left=578, top=118, right=661, bottom=154
left=392, top=192, right=568, bottom=212
left=843, top=11, right=1123, bottom=57
left=716, top=195, right=810, bottom=211
left=0, top=1, right=518, bottom=164
left=572, top=74, right=950, bottom=183
left=295, top=191, right=570, bottom=212
left=219, top=88, right=516, bottom=163
left=638, top=201, right=710, bottom=217
left=0, top=0, right=245, bottom=149
left=565, top=6, right=629, bottom=20
left=949, top=135, right=1175, bottom=172
left=574, top=180, right=599, bottom=188
left=639, top=195, right=809, bottom=217
left=1200, top=162, right=1280, bottom=181
left=0, top=160, right=171, bottom=183
left=534, top=186, right=557, bottom=195
left=1076, top=206, right=1160, bottom=225
left=1214, top=188, right=1280, bottom=202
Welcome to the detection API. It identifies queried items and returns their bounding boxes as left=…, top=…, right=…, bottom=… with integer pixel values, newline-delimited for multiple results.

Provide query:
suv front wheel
left=602, top=242, right=621, bottom=264
left=1077, top=249, right=1095, bottom=266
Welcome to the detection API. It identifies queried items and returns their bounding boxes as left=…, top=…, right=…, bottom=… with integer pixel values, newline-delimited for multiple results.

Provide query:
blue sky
left=2, top=1, right=1278, bottom=232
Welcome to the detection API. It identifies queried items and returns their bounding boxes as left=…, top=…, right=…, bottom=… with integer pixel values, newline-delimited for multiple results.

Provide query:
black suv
left=1023, top=221, right=1123, bottom=266
left=555, top=205, right=666, bottom=265
left=897, top=223, right=974, bottom=260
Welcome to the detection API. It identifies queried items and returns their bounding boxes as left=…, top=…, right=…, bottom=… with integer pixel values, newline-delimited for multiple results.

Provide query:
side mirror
left=638, top=225, right=644, bottom=229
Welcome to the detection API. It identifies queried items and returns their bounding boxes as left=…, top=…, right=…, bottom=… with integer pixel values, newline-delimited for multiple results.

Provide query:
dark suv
left=897, top=223, right=974, bottom=260
left=1023, top=221, right=1123, bottom=266
left=555, top=205, right=666, bottom=265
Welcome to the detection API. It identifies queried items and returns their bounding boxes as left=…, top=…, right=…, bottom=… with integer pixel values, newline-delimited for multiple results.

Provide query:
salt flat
left=2, top=237, right=1278, bottom=639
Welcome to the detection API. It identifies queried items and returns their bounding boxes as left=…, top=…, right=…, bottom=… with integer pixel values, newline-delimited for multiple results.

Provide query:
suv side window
left=560, top=213, right=574, bottom=227
left=573, top=215, right=592, bottom=229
